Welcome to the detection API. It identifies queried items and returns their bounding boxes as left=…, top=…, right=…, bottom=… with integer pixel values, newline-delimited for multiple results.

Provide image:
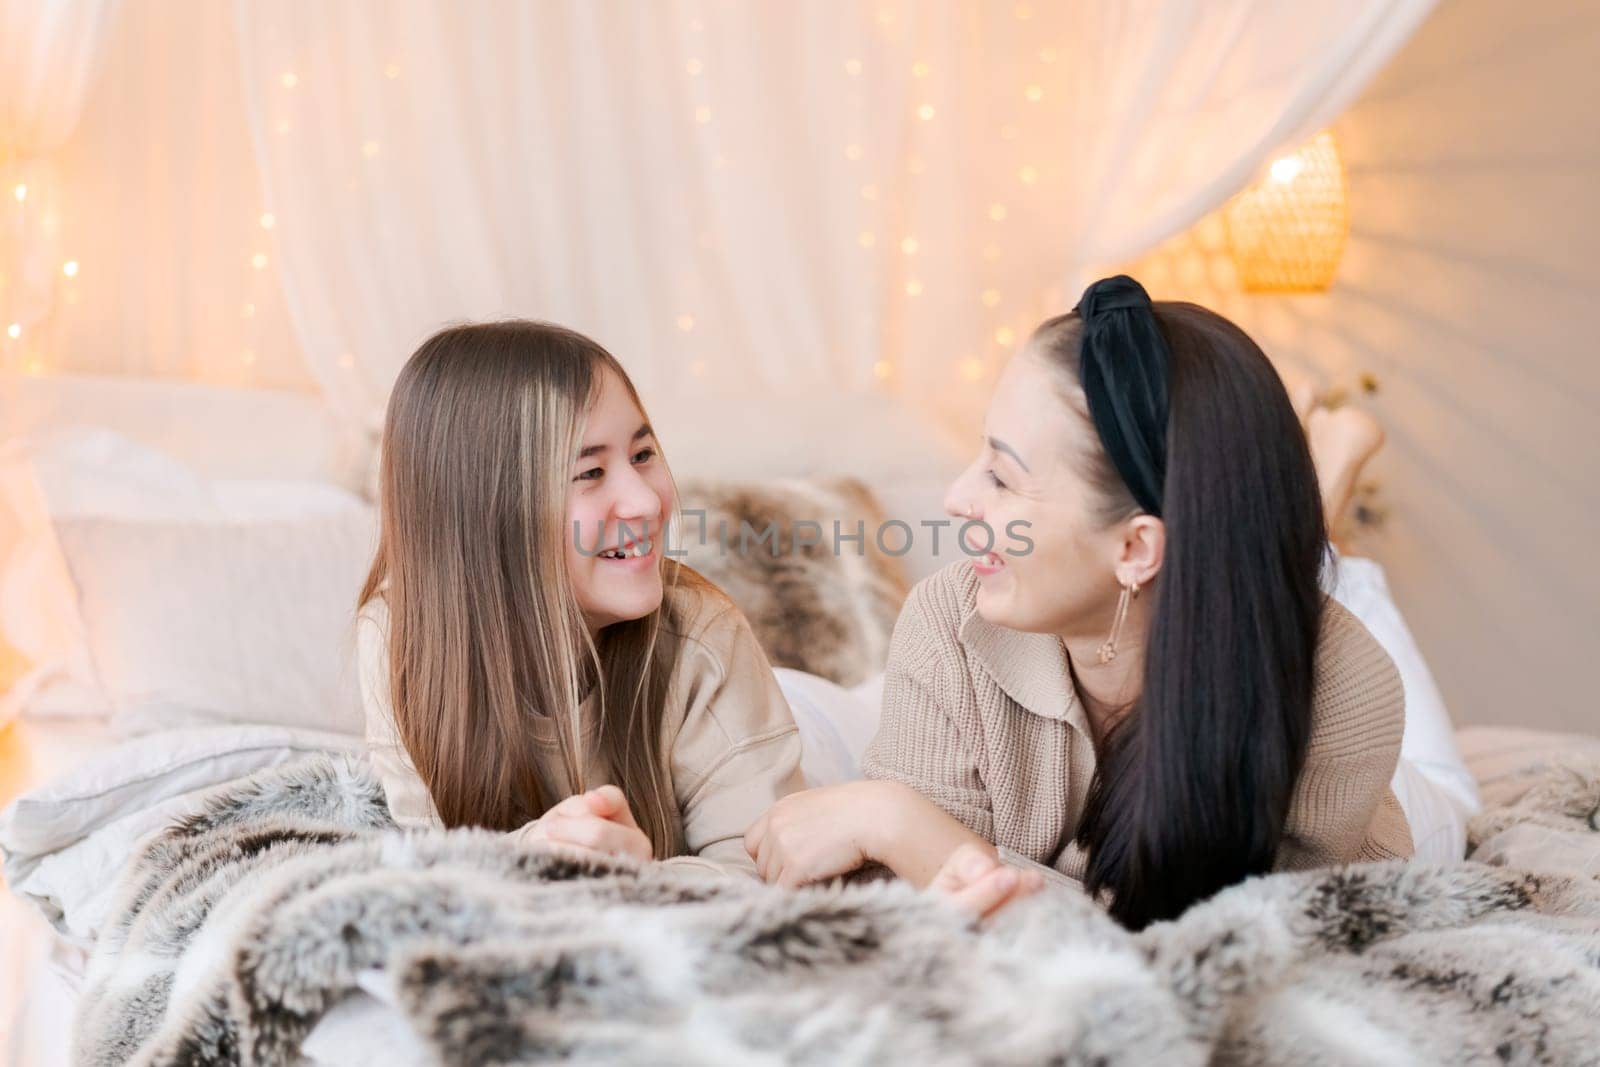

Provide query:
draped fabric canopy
left=0, top=0, right=122, bottom=362
left=233, top=0, right=1434, bottom=440
left=4, top=0, right=1435, bottom=443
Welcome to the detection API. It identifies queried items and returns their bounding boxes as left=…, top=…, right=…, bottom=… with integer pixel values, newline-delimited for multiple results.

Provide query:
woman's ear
left=1117, top=515, right=1166, bottom=587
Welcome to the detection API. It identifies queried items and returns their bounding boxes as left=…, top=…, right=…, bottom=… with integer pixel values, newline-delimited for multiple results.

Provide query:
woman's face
left=565, top=368, right=675, bottom=633
left=944, top=345, right=1127, bottom=637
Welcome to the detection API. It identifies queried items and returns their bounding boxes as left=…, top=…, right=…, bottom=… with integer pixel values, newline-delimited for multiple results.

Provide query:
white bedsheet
left=2, top=717, right=120, bottom=1067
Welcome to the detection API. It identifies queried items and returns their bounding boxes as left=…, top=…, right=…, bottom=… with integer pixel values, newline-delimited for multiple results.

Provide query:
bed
left=3, top=376, right=1598, bottom=1064
left=0, top=372, right=947, bottom=1065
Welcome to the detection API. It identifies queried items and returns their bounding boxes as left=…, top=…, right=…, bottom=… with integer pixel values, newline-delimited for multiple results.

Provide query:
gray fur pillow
left=675, top=477, right=909, bottom=686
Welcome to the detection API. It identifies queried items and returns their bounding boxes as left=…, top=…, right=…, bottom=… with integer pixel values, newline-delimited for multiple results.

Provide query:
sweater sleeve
left=356, top=599, right=442, bottom=830
left=664, top=603, right=806, bottom=879
left=860, top=573, right=996, bottom=841
left=1277, top=599, right=1414, bottom=870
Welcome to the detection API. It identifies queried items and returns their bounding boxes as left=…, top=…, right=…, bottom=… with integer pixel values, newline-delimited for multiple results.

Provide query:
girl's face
left=565, top=369, right=675, bottom=633
left=943, top=345, right=1127, bottom=638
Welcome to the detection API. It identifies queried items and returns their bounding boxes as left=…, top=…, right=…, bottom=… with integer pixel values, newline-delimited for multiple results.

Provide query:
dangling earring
left=1097, top=580, right=1139, bottom=664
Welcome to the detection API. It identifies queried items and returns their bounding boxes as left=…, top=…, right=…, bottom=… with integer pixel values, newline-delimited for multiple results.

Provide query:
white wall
left=1126, top=0, right=1600, bottom=731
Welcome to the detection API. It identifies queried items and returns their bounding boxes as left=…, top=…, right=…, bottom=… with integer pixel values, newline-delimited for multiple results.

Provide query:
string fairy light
left=62, top=261, right=80, bottom=277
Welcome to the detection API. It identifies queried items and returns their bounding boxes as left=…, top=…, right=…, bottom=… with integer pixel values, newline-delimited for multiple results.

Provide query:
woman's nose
left=944, top=467, right=981, bottom=521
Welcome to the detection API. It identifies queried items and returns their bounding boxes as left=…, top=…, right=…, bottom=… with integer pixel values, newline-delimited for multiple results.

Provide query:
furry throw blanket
left=76, top=756, right=1600, bottom=1066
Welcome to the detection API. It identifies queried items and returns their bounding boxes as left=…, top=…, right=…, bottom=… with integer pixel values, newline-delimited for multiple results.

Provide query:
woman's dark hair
left=1035, top=277, right=1327, bottom=930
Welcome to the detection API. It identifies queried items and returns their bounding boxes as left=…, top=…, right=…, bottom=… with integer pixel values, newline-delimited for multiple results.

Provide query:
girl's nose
left=612, top=466, right=659, bottom=525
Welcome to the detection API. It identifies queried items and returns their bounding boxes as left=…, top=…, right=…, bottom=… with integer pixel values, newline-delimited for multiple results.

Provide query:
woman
left=745, top=276, right=1430, bottom=927
left=356, top=320, right=805, bottom=879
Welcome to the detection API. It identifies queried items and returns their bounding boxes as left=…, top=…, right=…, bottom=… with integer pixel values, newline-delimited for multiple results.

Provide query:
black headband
left=1072, top=275, right=1170, bottom=518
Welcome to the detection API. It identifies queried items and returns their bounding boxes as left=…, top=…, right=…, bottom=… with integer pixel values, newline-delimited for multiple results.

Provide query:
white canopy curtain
left=232, top=0, right=1434, bottom=442
left=0, top=0, right=122, bottom=393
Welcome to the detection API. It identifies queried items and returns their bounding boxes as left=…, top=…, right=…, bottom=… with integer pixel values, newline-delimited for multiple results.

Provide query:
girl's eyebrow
left=576, top=423, right=653, bottom=460
left=987, top=435, right=1030, bottom=473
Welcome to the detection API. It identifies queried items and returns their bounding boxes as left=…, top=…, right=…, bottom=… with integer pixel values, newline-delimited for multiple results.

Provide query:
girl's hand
left=514, top=785, right=654, bottom=863
left=743, top=780, right=905, bottom=888
left=928, top=843, right=1045, bottom=920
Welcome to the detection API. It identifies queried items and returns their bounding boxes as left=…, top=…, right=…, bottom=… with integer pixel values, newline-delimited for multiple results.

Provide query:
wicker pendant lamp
left=1225, top=130, right=1350, bottom=292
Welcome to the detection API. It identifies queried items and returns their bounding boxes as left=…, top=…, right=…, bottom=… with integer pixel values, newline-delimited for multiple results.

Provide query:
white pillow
left=0, top=429, right=225, bottom=721
left=53, top=505, right=377, bottom=736
left=773, top=668, right=883, bottom=788
left=0, top=724, right=363, bottom=942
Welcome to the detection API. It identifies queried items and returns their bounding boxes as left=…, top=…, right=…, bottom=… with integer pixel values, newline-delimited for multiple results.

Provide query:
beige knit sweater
left=861, top=562, right=1413, bottom=885
left=356, top=577, right=805, bottom=880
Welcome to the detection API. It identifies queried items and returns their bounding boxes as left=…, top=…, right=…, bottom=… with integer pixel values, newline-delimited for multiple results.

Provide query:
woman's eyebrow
left=577, top=423, right=653, bottom=460
left=987, top=435, right=1030, bottom=473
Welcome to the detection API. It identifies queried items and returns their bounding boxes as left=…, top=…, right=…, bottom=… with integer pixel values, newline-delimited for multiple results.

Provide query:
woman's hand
left=743, top=780, right=901, bottom=887
left=928, top=843, right=1046, bottom=920
left=514, top=785, right=654, bottom=863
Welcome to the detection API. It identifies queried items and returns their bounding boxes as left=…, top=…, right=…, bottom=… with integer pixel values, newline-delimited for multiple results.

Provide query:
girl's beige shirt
left=356, top=579, right=805, bottom=879
left=862, top=561, right=1414, bottom=887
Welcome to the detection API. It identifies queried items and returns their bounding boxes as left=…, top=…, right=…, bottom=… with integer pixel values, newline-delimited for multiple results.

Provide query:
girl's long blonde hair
left=358, top=320, right=695, bottom=856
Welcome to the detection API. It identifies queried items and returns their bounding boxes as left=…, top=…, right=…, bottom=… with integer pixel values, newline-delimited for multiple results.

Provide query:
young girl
left=746, top=276, right=1475, bottom=926
left=356, top=320, right=805, bottom=879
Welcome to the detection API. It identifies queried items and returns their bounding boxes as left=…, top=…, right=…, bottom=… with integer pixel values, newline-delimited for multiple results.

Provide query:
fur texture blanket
left=76, top=756, right=1600, bottom=1066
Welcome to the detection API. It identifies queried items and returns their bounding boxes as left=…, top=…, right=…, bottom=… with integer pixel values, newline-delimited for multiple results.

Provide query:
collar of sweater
left=957, top=608, right=1092, bottom=741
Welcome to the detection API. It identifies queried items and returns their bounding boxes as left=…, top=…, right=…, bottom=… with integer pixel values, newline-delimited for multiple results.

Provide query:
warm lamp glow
left=1225, top=130, right=1349, bottom=292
